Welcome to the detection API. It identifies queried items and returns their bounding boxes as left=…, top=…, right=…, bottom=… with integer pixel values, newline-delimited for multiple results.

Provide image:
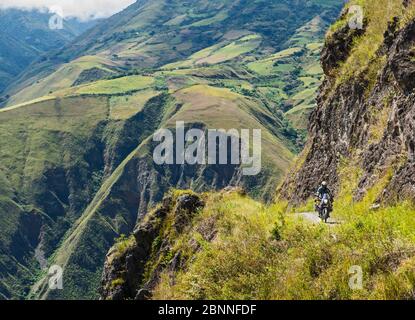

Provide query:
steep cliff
left=280, top=0, right=415, bottom=206
left=100, top=190, right=207, bottom=300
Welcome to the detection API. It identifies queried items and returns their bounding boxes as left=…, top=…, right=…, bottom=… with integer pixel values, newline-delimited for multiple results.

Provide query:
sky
left=0, top=0, right=136, bottom=21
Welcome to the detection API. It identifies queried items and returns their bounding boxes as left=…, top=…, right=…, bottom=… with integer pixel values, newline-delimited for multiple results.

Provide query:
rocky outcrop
left=100, top=192, right=206, bottom=300
left=321, top=10, right=367, bottom=76
left=280, top=3, right=415, bottom=205
left=72, top=68, right=113, bottom=87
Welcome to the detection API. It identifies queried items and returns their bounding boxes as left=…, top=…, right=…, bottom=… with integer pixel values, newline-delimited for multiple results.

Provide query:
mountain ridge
left=279, top=0, right=415, bottom=205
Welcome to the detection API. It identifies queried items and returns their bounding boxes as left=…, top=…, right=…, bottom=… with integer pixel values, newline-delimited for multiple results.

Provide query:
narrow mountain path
left=295, top=211, right=341, bottom=226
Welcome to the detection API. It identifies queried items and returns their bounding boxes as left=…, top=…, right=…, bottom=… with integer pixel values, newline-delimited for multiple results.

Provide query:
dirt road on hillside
left=296, top=212, right=341, bottom=226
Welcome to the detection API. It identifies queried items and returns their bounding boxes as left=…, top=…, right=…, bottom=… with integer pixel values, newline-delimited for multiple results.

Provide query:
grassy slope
left=0, top=96, right=110, bottom=299
left=3, top=0, right=342, bottom=146
left=30, top=141, right=142, bottom=300
left=150, top=190, right=415, bottom=300
left=163, top=34, right=262, bottom=69
left=6, top=56, right=119, bottom=106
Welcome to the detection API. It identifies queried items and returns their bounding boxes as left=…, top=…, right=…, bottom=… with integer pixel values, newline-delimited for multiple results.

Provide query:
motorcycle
left=315, top=193, right=331, bottom=223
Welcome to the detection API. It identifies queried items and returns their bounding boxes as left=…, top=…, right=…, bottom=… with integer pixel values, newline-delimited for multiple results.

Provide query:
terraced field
left=164, top=34, right=262, bottom=69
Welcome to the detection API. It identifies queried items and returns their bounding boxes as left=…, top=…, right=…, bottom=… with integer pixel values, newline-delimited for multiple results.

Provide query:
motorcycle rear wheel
left=322, top=208, right=329, bottom=223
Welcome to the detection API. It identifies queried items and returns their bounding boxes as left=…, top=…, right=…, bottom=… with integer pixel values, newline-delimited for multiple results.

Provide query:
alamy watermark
left=48, top=5, right=64, bottom=30
left=348, top=5, right=364, bottom=30
left=153, top=122, right=262, bottom=176
left=348, top=265, right=363, bottom=290
left=48, top=265, right=63, bottom=290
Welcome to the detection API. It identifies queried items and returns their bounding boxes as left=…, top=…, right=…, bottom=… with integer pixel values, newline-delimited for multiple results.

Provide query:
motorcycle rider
left=316, top=181, right=332, bottom=200
left=315, top=181, right=333, bottom=213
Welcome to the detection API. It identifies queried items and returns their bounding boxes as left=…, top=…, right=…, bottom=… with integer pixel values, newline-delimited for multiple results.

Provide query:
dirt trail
left=296, top=212, right=341, bottom=226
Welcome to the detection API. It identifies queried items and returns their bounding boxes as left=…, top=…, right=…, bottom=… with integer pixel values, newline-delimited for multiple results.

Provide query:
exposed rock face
left=280, top=11, right=415, bottom=205
left=320, top=10, right=367, bottom=76
left=100, top=192, right=206, bottom=300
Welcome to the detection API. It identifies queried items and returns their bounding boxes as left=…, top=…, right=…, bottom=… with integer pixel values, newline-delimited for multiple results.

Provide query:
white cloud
left=0, top=0, right=136, bottom=21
